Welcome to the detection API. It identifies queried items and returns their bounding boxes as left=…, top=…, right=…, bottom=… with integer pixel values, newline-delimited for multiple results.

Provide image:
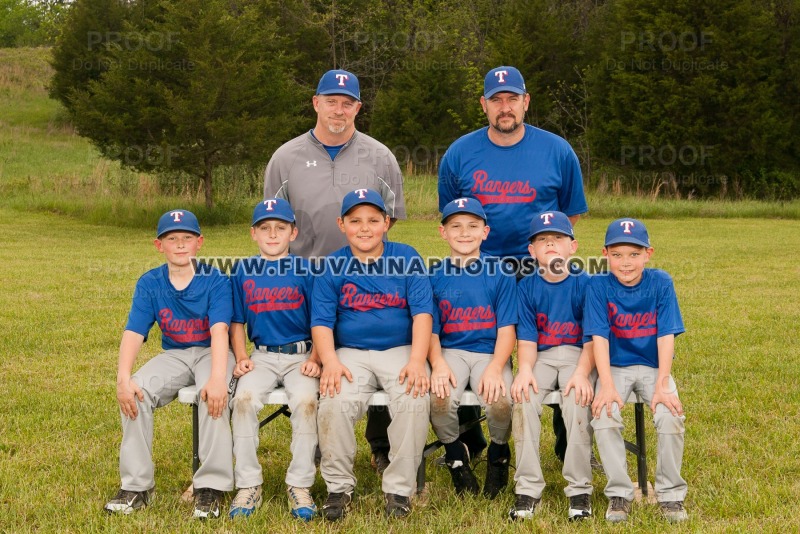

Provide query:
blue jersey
left=231, top=255, right=312, bottom=347
left=517, top=268, right=590, bottom=351
left=583, top=269, right=685, bottom=368
left=310, top=242, right=433, bottom=350
left=125, top=263, right=233, bottom=350
left=430, top=255, right=517, bottom=354
left=438, top=124, right=587, bottom=259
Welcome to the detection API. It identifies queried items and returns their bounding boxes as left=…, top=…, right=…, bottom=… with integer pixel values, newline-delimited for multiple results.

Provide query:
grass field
left=2, top=46, right=800, bottom=532
left=2, top=208, right=799, bottom=533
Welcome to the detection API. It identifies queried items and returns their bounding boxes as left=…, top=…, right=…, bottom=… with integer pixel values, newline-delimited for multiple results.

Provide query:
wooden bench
left=177, top=386, right=649, bottom=495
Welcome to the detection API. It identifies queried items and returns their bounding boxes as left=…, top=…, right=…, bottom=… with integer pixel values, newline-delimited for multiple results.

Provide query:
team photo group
left=104, top=66, right=689, bottom=524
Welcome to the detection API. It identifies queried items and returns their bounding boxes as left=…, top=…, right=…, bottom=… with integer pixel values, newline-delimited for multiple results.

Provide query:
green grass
left=2, top=208, right=799, bottom=532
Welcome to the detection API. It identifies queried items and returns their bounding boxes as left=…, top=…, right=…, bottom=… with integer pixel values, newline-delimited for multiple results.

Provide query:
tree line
left=39, top=0, right=800, bottom=205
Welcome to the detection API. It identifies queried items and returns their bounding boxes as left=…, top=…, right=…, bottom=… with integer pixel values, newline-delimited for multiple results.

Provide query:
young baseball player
left=104, top=209, right=234, bottom=519
left=428, top=197, right=517, bottom=499
left=585, top=218, right=688, bottom=523
left=311, top=188, right=433, bottom=520
left=228, top=199, right=321, bottom=521
left=509, top=211, right=595, bottom=521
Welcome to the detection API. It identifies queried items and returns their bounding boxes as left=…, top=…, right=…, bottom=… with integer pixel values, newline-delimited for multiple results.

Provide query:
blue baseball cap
left=316, top=69, right=361, bottom=101
left=157, top=209, right=201, bottom=238
left=484, top=66, right=526, bottom=98
left=605, top=218, right=651, bottom=248
left=341, top=188, right=386, bottom=216
left=252, top=198, right=295, bottom=226
left=528, top=211, right=574, bottom=240
left=441, top=197, right=487, bottom=224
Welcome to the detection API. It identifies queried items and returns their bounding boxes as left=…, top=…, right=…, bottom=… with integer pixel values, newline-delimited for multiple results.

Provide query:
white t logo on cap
left=494, top=70, right=508, bottom=83
left=540, top=212, right=554, bottom=225
left=264, top=199, right=277, bottom=211
left=621, top=221, right=635, bottom=234
left=170, top=211, right=184, bottom=222
left=355, top=188, right=368, bottom=199
left=454, top=198, right=468, bottom=208
left=335, top=73, right=348, bottom=86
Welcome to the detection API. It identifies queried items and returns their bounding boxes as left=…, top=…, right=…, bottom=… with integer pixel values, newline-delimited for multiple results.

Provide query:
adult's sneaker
left=193, top=487, right=223, bottom=519
left=384, top=493, right=411, bottom=518
left=371, top=449, right=391, bottom=476
left=483, top=457, right=509, bottom=499
left=605, top=496, right=631, bottom=523
left=104, top=488, right=154, bottom=514
left=229, top=486, right=262, bottom=519
left=508, top=493, right=540, bottom=521
left=660, top=500, right=688, bottom=522
left=568, top=493, right=592, bottom=520
left=321, top=490, right=353, bottom=521
left=287, top=486, right=317, bottom=521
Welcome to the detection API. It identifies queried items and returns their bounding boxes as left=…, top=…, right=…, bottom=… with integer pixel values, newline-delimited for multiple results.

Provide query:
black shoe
left=568, top=493, right=592, bottom=520
left=104, top=487, right=154, bottom=514
left=384, top=493, right=411, bottom=518
left=370, top=449, right=390, bottom=476
left=483, top=457, right=509, bottom=499
left=321, top=491, right=353, bottom=521
left=509, top=493, right=540, bottom=521
left=447, top=459, right=480, bottom=495
left=193, top=487, right=223, bottom=519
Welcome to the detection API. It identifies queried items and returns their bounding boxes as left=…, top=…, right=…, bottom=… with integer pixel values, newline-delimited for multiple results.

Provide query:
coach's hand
left=399, top=361, right=429, bottom=398
left=430, top=362, right=457, bottom=399
left=478, top=364, right=507, bottom=404
left=117, top=378, right=144, bottom=419
left=201, top=377, right=228, bottom=419
left=233, top=358, right=255, bottom=378
left=511, top=368, right=537, bottom=403
left=319, top=360, right=352, bottom=398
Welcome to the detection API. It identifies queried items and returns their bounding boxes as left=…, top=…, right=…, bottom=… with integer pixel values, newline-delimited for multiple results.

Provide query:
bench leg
left=192, top=403, right=199, bottom=474
left=258, top=405, right=291, bottom=428
left=634, top=402, right=648, bottom=497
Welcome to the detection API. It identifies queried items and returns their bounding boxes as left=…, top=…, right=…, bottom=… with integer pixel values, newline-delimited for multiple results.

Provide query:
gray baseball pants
left=317, top=346, right=430, bottom=498
left=513, top=345, right=594, bottom=498
left=231, top=349, right=319, bottom=489
left=591, top=365, right=687, bottom=502
left=430, top=348, right=512, bottom=446
left=120, top=347, right=235, bottom=492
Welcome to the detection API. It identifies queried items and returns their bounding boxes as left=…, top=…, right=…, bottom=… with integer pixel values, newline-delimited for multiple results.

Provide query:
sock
left=488, top=441, right=510, bottom=464
left=444, top=440, right=467, bottom=465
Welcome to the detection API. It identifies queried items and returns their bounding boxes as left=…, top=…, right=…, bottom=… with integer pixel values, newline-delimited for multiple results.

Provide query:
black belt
left=257, top=340, right=312, bottom=354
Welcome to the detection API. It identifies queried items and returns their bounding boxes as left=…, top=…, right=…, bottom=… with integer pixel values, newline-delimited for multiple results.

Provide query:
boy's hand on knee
left=564, top=373, right=594, bottom=407
left=478, top=365, right=506, bottom=404
left=399, top=361, right=429, bottom=398
left=233, top=358, right=254, bottom=378
left=430, top=362, right=456, bottom=399
left=591, top=386, right=622, bottom=419
left=201, top=377, right=228, bottom=418
left=651, top=387, right=683, bottom=416
left=117, top=379, right=144, bottom=419
left=510, top=369, right=537, bottom=403
left=319, top=361, right=352, bottom=398
left=300, top=359, right=321, bottom=378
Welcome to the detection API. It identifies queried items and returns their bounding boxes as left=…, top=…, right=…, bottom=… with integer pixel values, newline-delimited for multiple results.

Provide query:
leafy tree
left=588, top=0, right=792, bottom=197
left=53, top=0, right=304, bottom=207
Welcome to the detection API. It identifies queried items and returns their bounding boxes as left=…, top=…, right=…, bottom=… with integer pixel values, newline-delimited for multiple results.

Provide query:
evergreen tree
left=52, top=0, right=304, bottom=207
